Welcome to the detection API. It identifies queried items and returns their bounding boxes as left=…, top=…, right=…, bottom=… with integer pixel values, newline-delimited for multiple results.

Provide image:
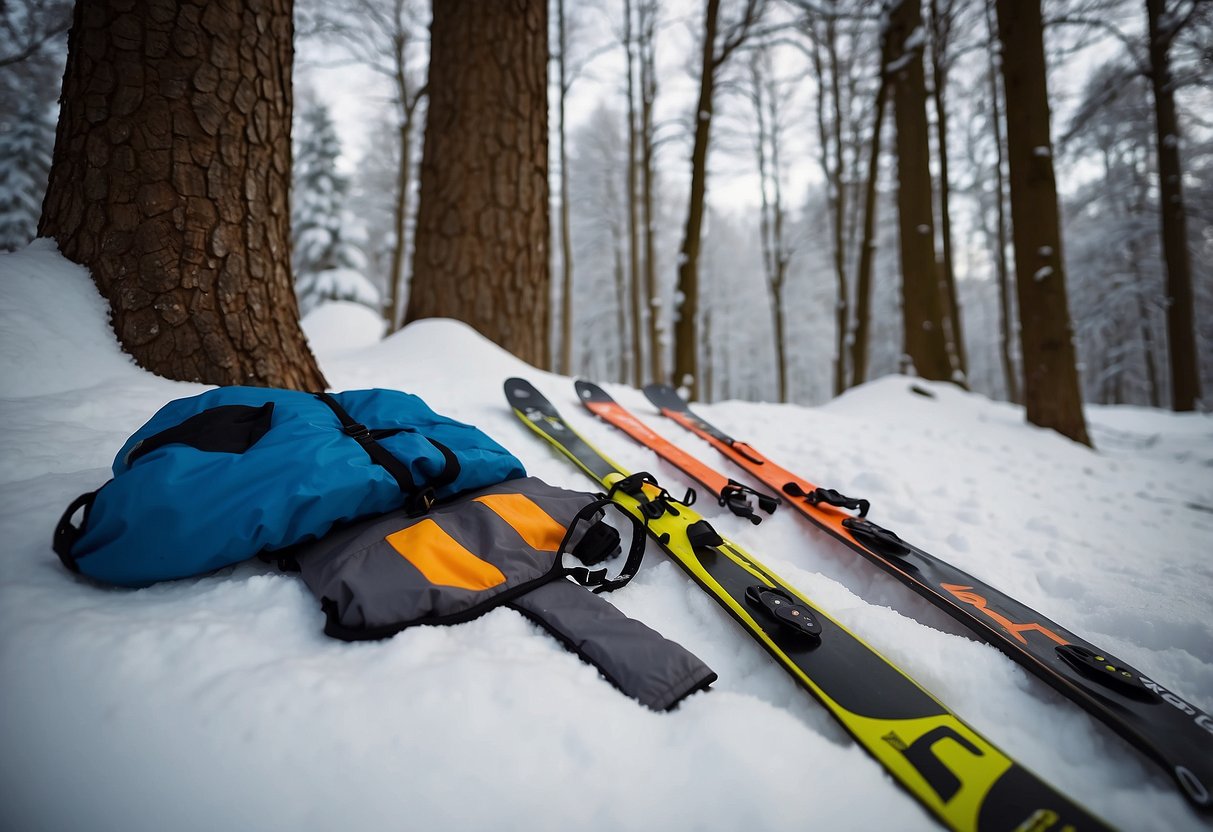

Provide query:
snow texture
left=302, top=300, right=388, bottom=356
left=2, top=244, right=1212, bottom=831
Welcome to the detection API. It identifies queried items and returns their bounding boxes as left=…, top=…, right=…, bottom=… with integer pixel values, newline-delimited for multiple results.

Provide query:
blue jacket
left=55, top=387, right=525, bottom=587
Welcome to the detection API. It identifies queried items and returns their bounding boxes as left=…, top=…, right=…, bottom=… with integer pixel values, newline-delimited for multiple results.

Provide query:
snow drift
left=1, top=241, right=1210, bottom=831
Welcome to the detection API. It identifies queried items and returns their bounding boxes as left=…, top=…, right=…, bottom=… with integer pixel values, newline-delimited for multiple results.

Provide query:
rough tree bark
left=40, top=0, right=326, bottom=389
left=996, top=0, right=1091, bottom=445
left=406, top=0, right=550, bottom=368
left=1145, top=0, right=1200, bottom=411
left=887, top=0, right=953, bottom=382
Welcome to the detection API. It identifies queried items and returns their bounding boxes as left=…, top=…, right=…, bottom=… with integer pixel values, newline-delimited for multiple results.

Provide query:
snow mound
left=0, top=239, right=145, bottom=398
left=302, top=300, right=388, bottom=356
left=1, top=248, right=1211, bottom=832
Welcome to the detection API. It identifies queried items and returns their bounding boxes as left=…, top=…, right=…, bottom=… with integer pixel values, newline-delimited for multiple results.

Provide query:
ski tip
left=642, top=383, right=689, bottom=412
left=574, top=379, right=613, bottom=404
left=504, top=377, right=552, bottom=411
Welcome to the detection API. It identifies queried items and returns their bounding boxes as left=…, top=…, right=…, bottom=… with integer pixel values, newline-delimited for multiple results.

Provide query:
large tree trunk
left=850, top=69, right=887, bottom=388
left=39, top=0, right=325, bottom=390
left=406, top=0, right=550, bottom=368
left=887, top=0, right=952, bottom=382
left=1146, top=0, right=1200, bottom=411
left=996, top=0, right=1091, bottom=446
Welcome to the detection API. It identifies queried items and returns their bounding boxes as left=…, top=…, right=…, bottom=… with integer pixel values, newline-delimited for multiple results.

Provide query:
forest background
left=1, top=0, right=1210, bottom=423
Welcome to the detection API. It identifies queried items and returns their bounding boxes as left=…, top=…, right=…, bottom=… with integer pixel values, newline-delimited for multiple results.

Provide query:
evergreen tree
left=0, top=100, right=53, bottom=252
left=292, top=99, right=375, bottom=317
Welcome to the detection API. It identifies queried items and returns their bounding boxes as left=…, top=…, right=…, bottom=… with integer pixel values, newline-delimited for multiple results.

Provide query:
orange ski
left=642, top=382, right=1213, bottom=814
left=575, top=380, right=778, bottom=524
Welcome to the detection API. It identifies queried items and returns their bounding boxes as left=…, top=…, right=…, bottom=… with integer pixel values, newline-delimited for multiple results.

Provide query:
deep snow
left=1, top=241, right=1210, bottom=831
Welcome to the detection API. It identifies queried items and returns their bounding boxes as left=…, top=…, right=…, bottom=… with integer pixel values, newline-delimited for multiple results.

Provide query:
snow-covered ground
left=1, top=241, right=1210, bottom=831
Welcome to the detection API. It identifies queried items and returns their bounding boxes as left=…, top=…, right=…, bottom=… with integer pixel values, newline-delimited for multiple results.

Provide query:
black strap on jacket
left=559, top=496, right=646, bottom=594
left=53, top=488, right=101, bottom=571
left=314, top=392, right=461, bottom=515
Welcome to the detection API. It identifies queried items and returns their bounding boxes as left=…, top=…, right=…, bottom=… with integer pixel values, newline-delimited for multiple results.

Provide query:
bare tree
left=1145, top=0, right=1201, bottom=410
left=557, top=0, right=574, bottom=374
left=406, top=0, right=551, bottom=367
left=0, top=0, right=70, bottom=70
left=995, top=0, right=1091, bottom=445
left=849, top=65, right=888, bottom=388
left=1045, top=0, right=1208, bottom=410
left=672, top=0, right=764, bottom=400
left=309, top=0, right=428, bottom=333
left=983, top=0, right=1020, bottom=404
left=886, top=0, right=954, bottom=382
left=618, top=0, right=644, bottom=385
left=927, top=0, right=968, bottom=381
left=803, top=6, right=853, bottom=396
left=40, top=0, right=326, bottom=389
left=637, top=0, right=664, bottom=385
left=748, top=47, right=792, bottom=402
left=1063, top=61, right=1164, bottom=407
left=568, top=106, right=630, bottom=381
left=1, top=0, right=70, bottom=251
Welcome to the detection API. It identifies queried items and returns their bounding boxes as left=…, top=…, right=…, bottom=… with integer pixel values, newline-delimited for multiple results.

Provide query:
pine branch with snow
left=291, top=99, right=378, bottom=317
